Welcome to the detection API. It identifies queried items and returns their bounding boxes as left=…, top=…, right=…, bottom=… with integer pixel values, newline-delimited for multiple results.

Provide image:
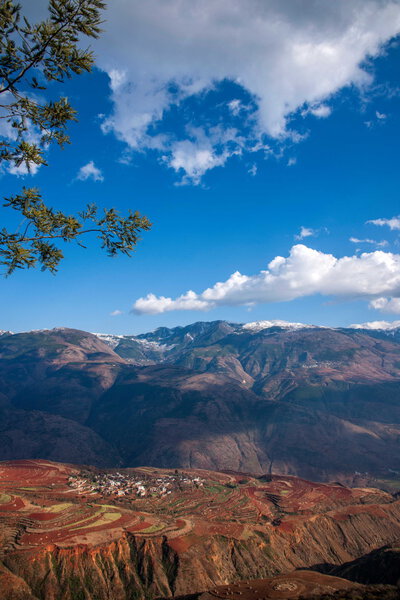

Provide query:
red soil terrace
left=0, top=459, right=397, bottom=555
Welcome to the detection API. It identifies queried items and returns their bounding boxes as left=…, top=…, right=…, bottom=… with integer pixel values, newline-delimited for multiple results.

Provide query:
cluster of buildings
left=68, top=470, right=204, bottom=499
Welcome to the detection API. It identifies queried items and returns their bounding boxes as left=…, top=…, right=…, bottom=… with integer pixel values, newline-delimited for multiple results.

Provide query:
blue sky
left=1, top=1, right=400, bottom=334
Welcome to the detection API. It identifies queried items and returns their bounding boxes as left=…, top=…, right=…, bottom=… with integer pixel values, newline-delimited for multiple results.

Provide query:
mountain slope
left=327, top=543, right=400, bottom=586
left=1, top=323, right=400, bottom=480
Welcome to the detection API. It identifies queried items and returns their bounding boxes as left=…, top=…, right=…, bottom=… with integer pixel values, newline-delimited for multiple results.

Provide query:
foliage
left=0, top=0, right=151, bottom=274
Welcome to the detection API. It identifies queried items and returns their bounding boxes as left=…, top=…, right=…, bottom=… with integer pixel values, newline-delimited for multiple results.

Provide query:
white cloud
left=367, top=216, right=400, bottom=230
left=110, top=309, right=123, bottom=316
left=365, top=109, right=389, bottom=127
left=287, top=157, right=297, bottom=167
left=308, top=104, right=332, bottom=118
left=295, top=226, right=316, bottom=240
left=7, top=161, right=41, bottom=177
left=164, top=138, right=227, bottom=185
left=350, top=319, right=400, bottom=330
left=0, top=91, right=42, bottom=177
left=162, top=125, right=246, bottom=185
left=369, top=297, right=400, bottom=313
left=76, top=161, right=104, bottom=182
left=227, top=99, right=244, bottom=116
left=92, top=0, right=400, bottom=183
left=248, top=164, right=257, bottom=176
left=132, top=244, right=400, bottom=314
left=134, top=291, right=210, bottom=314
left=349, top=237, right=388, bottom=247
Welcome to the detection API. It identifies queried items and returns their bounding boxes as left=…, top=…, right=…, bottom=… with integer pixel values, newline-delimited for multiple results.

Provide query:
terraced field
left=0, top=459, right=395, bottom=554
left=1, top=460, right=400, bottom=599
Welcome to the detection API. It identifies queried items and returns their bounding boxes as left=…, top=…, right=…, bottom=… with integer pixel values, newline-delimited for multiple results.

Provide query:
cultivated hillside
left=1, top=459, right=400, bottom=599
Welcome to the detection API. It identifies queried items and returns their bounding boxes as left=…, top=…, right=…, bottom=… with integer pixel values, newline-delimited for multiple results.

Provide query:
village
left=67, top=469, right=205, bottom=499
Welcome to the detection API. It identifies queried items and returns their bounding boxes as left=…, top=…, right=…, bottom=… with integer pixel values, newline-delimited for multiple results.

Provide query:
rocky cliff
left=2, top=504, right=400, bottom=600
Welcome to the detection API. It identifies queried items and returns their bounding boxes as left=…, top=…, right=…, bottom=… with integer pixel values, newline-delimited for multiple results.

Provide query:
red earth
left=0, top=459, right=397, bottom=553
left=1, top=459, right=400, bottom=600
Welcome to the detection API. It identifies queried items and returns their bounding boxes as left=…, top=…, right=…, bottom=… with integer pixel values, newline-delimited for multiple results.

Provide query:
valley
left=1, top=321, right=400, bottom=598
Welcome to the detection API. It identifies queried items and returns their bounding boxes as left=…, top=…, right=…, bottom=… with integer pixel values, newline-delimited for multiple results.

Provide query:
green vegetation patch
left=141, top=523, right=166, bottom=534
left=0, top=493, right=11, bottom=503
left=92, top=511, right=122, bottom=526
left=44, top=502, right=74, bottom=512
left=241, top=528, right=257, bottom=540
left=69, top=509, right=122, bottom=531
left=204, top=483, right=230, bottom=495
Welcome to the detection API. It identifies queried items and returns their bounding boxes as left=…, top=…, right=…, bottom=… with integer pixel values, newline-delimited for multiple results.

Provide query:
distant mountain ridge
left=94, top=319, right=400, bottom=382
left=3, top=317, right=400, bottom=346
left=1, top=321, right=400, bottom=480
left=94, top=318, right=400, bottom=362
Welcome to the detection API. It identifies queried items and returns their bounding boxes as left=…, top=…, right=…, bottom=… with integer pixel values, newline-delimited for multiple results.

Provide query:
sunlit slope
left=1, top=459, right=400, bottom=599
left=1, top=324, right=400, bottom=479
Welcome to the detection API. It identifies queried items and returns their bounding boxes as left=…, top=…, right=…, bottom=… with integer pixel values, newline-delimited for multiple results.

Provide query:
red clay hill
left=1, top=459, right=400, bottom=599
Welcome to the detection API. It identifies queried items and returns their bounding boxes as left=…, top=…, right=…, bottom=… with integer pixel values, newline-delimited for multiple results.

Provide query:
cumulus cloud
left=76, top=161, right=104, bottom=182
left=91, top=0, right=400, bottom=183
left=369, top=297, right=400, bottom=313
left=162, top=126, right=250, bottom=185
left=132, top=244, right=400, bottom=314
left=367, top=216, right=400, bottom=230
left=110, top=309, right=123, bottom=316
left=162, top=126, right=245, bottom=185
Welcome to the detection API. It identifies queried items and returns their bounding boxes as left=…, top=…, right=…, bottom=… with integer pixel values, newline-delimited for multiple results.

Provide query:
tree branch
left=0, top=0, right=90, bottom=95
left=20, top=228, right=103, bottom=242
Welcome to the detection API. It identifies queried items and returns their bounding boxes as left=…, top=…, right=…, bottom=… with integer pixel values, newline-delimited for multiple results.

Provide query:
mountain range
left=1, top=319, right=400, bottom=481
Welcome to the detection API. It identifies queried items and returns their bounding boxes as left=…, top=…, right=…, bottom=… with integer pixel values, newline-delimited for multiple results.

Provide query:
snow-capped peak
left=93, top=333, right=125, bottom=349
left=242, top=320, right=315, bottom=332
left=93, top=332, right=175, bottom=353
